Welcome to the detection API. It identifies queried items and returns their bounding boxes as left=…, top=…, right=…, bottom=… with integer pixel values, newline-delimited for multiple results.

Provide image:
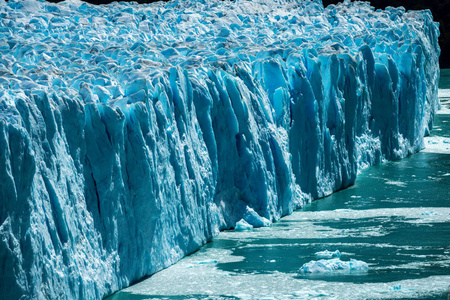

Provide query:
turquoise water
left=108, top=77, right=450, bottom=299
left=440, top=69, right=450, bottom=89
left=430, top=114, right=450, bottom=138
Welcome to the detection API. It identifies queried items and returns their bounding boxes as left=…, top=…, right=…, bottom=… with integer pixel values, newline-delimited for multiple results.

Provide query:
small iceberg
left=234, top=219, right=253, bottom=231
left=243, top=207, right=271, bottom=228
left=315, top=250, right=341, bottom=259
left=299, top=258, right=369, bottom=274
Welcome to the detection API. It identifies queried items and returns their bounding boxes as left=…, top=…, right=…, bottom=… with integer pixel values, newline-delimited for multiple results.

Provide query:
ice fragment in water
left=235, top=219, right=253, bottom=231
left=299, top=258, right=369, bottom=274
left=315, top=250, right=341, bottom=259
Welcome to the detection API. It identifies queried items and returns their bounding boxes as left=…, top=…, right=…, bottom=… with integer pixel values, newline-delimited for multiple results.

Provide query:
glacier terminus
left=0, top=0, right=440, bottom=298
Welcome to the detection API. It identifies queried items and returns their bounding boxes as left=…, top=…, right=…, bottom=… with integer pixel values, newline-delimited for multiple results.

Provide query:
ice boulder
left=243, top=207, right=272, bottom=228
left=315, top=250, right=341, bottom=259
left=0, top=0, right=439, bottom=298
left=234, top=219, right=254, bottom=231
left=299, top=258, right=369, bottom=274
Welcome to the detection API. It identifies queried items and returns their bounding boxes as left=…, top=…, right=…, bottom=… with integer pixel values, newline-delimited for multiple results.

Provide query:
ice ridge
left=0, top=0, right=440, bottom=298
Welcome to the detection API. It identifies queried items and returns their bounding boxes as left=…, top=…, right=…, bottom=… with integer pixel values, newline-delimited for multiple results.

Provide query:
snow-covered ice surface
left=0, top=0, right=440, bottom=298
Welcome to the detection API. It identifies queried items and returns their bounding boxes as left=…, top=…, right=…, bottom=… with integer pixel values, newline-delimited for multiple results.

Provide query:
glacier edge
left=0, top=0, right=440, bottom=298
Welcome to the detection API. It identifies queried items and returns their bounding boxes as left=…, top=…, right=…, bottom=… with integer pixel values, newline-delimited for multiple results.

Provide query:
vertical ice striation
left=0, top=0, right=440, bottom=298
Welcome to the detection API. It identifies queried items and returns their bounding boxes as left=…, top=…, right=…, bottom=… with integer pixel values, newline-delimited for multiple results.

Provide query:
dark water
left=430, top=114, right=450, bottom=138
left=440, top=69, right=450, bottom=89
left=108, top=75, right=450, bottom=299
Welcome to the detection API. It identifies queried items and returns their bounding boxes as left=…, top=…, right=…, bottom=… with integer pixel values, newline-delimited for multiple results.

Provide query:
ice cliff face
left=0, top=0, right=440, bottom=298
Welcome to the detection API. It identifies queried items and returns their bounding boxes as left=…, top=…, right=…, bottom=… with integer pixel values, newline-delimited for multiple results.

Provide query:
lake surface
left=108, top=72, right=450, bottom=300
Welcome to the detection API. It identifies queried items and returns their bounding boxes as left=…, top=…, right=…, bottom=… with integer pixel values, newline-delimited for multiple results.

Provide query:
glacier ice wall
left=0, top=0, right=439, bottom=298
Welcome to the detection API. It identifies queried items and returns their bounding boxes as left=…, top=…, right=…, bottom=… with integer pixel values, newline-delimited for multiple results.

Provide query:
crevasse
left=0, top=0, right=440, bottom=298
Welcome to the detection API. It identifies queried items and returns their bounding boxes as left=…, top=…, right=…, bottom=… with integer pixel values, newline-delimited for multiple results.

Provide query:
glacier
left=0, top=0, right=440, bottom=298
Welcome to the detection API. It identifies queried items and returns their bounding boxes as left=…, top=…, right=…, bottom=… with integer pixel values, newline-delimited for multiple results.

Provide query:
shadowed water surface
left=440, top=69, right=450, bottom=89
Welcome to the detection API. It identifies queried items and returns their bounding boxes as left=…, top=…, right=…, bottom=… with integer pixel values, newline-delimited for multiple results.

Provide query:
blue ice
left=0, top=0, right=440, bottom=298
left=299, top=258, right=369, bottom=274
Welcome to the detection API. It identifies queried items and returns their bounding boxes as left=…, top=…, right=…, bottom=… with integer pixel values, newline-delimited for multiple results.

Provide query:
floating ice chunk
left=234, top=219, right=253, bottom=231
left=243, top=207, right=271, bottom=228
left=315, top=250, right=341, bottom=259
left=385, top=181, right=407, bottom=187
left=299, top=258, right=369, bottom=274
